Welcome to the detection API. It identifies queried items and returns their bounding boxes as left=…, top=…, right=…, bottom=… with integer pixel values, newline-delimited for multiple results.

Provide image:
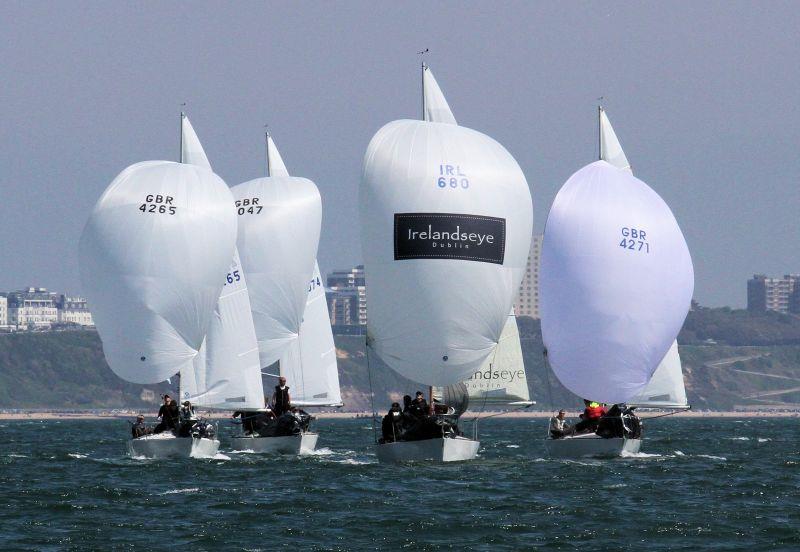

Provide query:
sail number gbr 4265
left=619, top=227, right=649, bottom=253
left=138, top=194, right=176, bottom=215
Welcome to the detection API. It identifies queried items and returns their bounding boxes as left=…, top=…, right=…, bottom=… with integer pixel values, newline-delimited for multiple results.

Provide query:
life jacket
left=274, top=385, right=290, bottom=411
left=584, top=404, right=604, bottom=419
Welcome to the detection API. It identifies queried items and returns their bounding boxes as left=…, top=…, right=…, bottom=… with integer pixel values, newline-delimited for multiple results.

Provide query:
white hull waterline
left=375, top=436, right=480, bottom=463
left=545, top=434, right=641, bottom=459
left=127, top=434, right=220, bottom=459
left=229, top=432, right=319, bottom=454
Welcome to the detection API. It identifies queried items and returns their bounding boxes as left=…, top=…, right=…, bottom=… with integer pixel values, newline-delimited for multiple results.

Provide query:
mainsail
left=434, top=309, right=531, bottom=407
left=540, top=160, right=694, bottom=405
left=360, top=65, right=533, bottom=386
left=279, top=262, right=342, bottom=406
left=600, top=108, right=689, bottom=409
left=178, top=116, right=263, bottom=410
left=232, top=133, right=322, bottom=368
left=79, top=120, right=237, bottom=384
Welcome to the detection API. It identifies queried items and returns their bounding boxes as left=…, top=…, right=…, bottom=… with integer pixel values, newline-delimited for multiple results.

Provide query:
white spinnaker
left=279, top=262, right=342, bottom=407
left=232, top=137, right=322, bottom=368
left=181, top=114, right=211, bottom=168
left=629, top=341, right=689, bottom=409
left=435, top=309, right=531, bottom=406
left=599, top=107, right=630, bottom=172
left=181, top=250, right=264, bottom=409
left=79, top=161, right=237, bottom=384
left=423, top=65, right=457, bottom=125
left=600, top=108, right=687, bottom=408
left=360, top=68, right=533, bottom=387
left=540, top=161, right=694, bottom=404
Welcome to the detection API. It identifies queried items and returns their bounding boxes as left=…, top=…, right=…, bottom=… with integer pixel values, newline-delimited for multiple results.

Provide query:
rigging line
left=365, top=338, right=377, bottom=444
left=638, top=410, right=684, bottom=421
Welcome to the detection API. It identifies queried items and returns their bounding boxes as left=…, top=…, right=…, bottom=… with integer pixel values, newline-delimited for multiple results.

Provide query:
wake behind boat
left=360, top=62, right=533, bottom=463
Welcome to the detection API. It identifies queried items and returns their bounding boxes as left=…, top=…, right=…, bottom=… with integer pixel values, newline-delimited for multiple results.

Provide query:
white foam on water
left=130, top=455, right=149, bottom=461
left=620, top=450, right=662, bottom=459
left=210, top=453, right=231, bottom=461
left=8, top=453, right=28, bottom=458
left=335, top=458, right=373, bottom=465
left=505, top=444, right=520, bottom=449
left=730, top=437, right=750, bottom=441
left=604, top=483, right=628, bottom=489
left=757, top=438, right=770, bottom=443
left=674, top=450, right=685, bottom=456
left=227, top=449, right=256, bottom=455
left=300, top=447, right=336, bottom=457
left=160, top=488, right=200, bottom=496
left=68, top=453, right=88, bottom=459
left=697, top=454, right=727, bottom=461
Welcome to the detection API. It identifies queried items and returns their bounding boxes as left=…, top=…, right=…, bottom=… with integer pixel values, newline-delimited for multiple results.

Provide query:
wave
left=68, top=453, right=88, bottom=459
left=159, top=488, right=200, bottom=496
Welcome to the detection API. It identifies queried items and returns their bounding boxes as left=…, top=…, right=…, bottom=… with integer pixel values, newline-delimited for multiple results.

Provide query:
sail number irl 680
left=236, top=198, right=263, bottom=215
left=619, top=227, right=649, bottom=253
left=138, top=195, right=176, bottom=215
left=436, top=165, right=469, bottom=189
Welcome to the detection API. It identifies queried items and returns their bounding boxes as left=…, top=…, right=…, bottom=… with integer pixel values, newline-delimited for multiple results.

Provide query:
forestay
left=360, top=66, right=533, bottom=386
left=178, top=119, right=264, bottom=410
left=79, top=161, right=237, bottom=384
left=540, top=161, right=694, bottom=404
left=232, top=136, right=322, bottom=368
left=279, top=262, right=342, bottom=407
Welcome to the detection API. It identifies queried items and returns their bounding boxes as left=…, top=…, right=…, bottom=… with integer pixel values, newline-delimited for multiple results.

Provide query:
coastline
left=1, top=409, right=799, bottom=421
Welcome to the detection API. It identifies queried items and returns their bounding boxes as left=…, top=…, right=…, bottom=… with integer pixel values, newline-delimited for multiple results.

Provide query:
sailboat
left=79, top=113, right=237, bottom=458
left=541, top=107, right=694, bottom=458
left=228, top=132, right=329, bottom=454
left=360, top=63, right=533, bottom=462
left=434, top=308, right=534, bottom=411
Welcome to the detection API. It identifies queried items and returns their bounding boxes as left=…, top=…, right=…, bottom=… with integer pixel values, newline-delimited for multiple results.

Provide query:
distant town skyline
left=2, top=3, right=799, bottom=308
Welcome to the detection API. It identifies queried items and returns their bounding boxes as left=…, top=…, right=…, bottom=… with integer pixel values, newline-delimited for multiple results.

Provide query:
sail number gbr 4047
left=619, top=227, right=649, bottom=253
left=138, top=194, right=176, bottom=215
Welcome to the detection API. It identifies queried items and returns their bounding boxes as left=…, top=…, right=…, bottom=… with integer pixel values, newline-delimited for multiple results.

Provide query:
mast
left=598, top=105, right=602, bottom=161
left=421, top=62, right=426, bottom=121
left=265, top=130, right=271, bottom=177
left=180, top=111, right=185, bottom=163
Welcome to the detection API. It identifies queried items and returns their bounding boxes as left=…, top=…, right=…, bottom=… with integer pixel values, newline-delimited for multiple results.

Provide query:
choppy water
left=1, top=417, right=798, bottom=550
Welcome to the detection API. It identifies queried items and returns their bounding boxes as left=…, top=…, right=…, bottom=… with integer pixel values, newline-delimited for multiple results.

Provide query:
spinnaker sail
left=360, top=65, right=533, bottom=386
left=79, top=117, right=237, bottom=384
left=540, top=158, right=693, bottom=404
left=232, top=133, right=322, bottom=368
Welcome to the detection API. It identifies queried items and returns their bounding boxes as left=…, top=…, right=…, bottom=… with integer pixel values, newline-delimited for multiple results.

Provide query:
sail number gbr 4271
left=619, top=227, right=649, bottom=253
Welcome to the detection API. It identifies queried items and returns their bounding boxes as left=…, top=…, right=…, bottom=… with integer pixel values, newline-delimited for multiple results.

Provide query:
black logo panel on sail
left=394, top=213, right=506, bottom=264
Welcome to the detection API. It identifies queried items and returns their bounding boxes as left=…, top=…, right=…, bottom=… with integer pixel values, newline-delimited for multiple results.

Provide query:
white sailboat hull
left=127, top=434, right=220, bottom=459
left=229, top=432, right=319, bottom=454
left=375, top=436, right=480, bottom=463
left=545, top=434, right=641, bottom=459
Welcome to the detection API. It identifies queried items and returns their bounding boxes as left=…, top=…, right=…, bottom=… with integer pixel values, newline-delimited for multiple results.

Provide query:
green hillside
left=3, top=307, right=800, bottom=411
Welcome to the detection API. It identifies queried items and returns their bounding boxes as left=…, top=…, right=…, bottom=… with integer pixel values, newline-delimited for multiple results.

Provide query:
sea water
left=0, top=417, right=798, bottom=550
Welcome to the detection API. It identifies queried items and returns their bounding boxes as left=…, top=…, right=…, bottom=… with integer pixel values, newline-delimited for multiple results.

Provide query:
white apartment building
left=57, top=295, right=94, bottom=326
left=514, top=234, right=543, bottom=319
left=7, top=288, right=59, bottom=329
left=0, top=296, right=7, bottom=327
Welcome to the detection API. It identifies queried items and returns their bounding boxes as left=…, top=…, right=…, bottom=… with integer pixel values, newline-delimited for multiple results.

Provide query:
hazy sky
left=2, top=2, right=798, bottom=307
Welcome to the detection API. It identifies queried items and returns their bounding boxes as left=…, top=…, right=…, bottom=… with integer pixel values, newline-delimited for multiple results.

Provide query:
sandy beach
left=2, top=409, right=799, bottom=421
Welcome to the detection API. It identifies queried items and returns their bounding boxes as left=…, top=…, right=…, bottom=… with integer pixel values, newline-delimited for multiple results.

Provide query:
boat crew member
left=408, top=391, right=429, bottom=418
left=153, top=395, right=179, bottom=434
left=131, top=414, right=149, bottom=438
left=381, top=402, right=403, bottom=443
left=271, top=377, right=291, bottom=416
left=549, top=409, right=570, bottom=439
left=573, top=399, right=606, bottom=434
left=177, top=400, right=197, bottom=437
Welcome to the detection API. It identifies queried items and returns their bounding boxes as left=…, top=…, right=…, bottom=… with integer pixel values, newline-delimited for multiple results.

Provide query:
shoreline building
left=7, top=288, right=59, bottom=329
left=0, top=295, right=7, bottom=328
left=747, top=274, right=800, bottom=314
left=514, top=234, right=543, bottom=319
left=326, top=265, right=367, bottom=335
left=56, top=295, right=94, bottom=326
